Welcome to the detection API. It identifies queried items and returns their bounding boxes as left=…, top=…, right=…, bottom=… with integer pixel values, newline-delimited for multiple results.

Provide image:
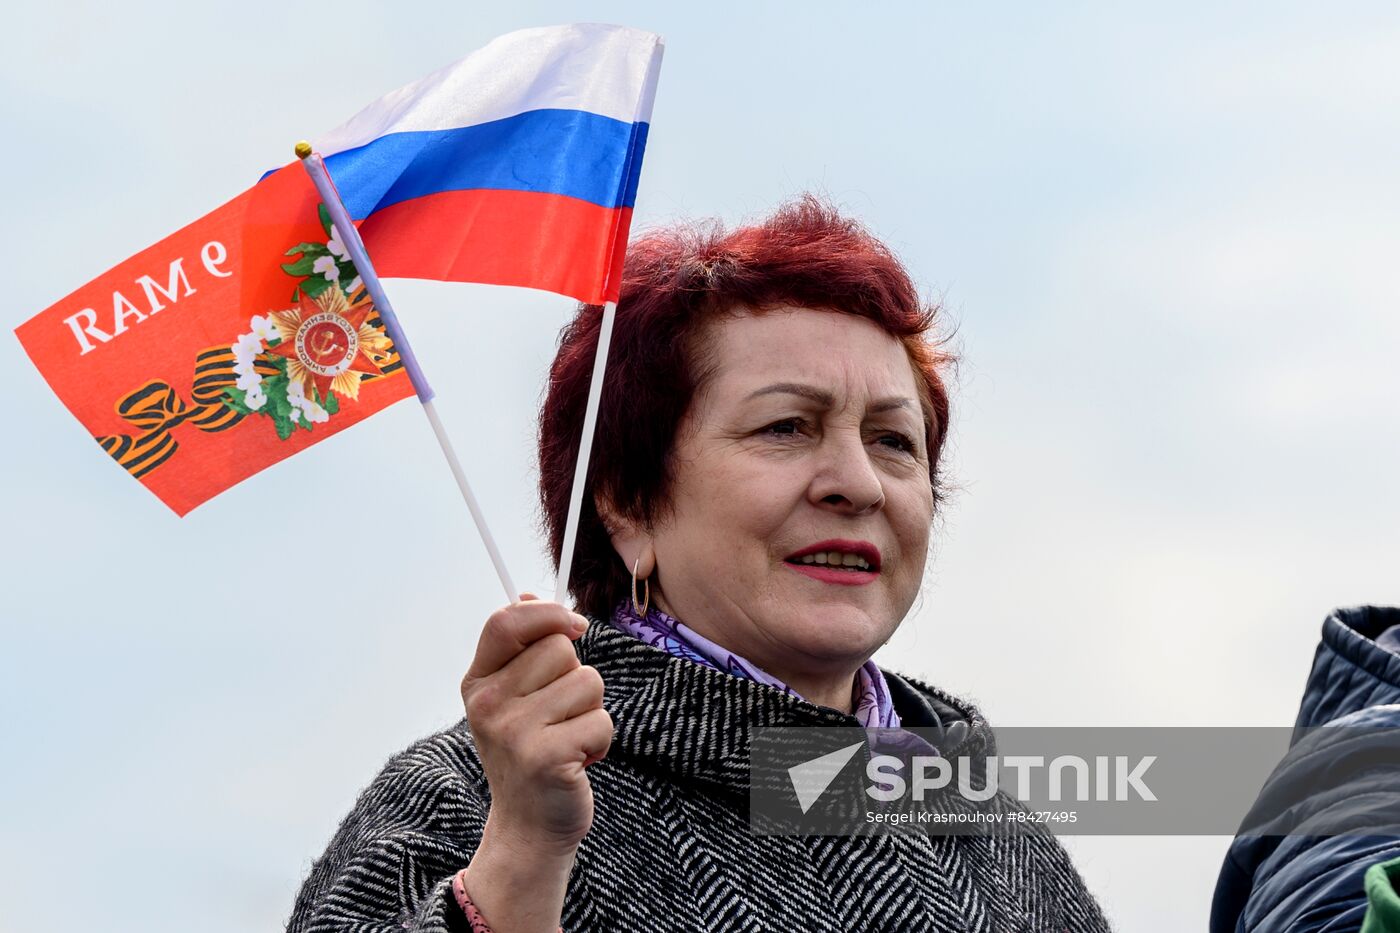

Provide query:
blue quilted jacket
left=1211, top=606, right=1400, bottom=932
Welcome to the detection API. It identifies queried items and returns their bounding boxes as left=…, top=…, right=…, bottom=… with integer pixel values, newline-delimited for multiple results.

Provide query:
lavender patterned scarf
left=609, top=600, right=901, bottom=728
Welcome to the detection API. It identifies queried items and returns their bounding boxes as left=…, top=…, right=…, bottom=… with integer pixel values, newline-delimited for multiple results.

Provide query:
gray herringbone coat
left=287, top=620, right=1112, bottom=932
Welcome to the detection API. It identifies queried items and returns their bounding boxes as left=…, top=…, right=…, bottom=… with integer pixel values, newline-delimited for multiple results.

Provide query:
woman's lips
left=783, top=562, right=880, bottom=586
left=784, top=539, right=882, bottom=570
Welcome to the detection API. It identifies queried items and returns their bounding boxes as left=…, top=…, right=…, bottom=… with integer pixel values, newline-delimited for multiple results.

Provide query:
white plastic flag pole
left=553, top=301, right=616, bottom=604
left=551, top=39, right=663, bottom=606
left=549, top=41, right=663, bottom=607
left=294, top=142, right=518, bottom=603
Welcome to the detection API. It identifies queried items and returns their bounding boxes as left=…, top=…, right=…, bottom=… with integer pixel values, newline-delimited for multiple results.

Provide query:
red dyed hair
left=538, top=196, right=954, bottom=620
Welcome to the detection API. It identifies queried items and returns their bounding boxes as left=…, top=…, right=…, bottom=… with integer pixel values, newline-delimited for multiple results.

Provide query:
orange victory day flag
left=15, top=167, right=414, bottom=516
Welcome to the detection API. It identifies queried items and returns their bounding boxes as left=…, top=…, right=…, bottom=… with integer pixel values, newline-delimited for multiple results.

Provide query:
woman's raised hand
left=457, top=596, right=610, bottom=930
left=458, top=595, right=612, bottom=927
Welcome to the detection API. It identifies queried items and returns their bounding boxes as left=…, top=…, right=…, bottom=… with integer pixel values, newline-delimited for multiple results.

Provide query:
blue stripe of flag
left=322, top=108, right=650, bottom=220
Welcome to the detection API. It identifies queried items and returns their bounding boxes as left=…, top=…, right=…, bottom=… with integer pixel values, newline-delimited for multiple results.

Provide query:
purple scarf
left=609, top=600, right=901, bottom=728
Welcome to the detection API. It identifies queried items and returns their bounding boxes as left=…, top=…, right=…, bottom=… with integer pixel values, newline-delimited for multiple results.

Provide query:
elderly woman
left=286, top=198, right=1111, bottom=932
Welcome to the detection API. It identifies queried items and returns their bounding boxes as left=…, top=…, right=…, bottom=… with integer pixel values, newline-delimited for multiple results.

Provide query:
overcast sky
left=4, top=3, right=1399, bottom=931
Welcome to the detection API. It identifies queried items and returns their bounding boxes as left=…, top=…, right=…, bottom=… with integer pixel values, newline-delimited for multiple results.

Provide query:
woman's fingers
left=466, top=599, right=589, bottom=680
left=553, top=707, right=613, bottom=768
left=495, top=633, right=583, bottom=697
left=526, top=663, right=607, bottom=724
left=459, top=598, right=608, bottom=855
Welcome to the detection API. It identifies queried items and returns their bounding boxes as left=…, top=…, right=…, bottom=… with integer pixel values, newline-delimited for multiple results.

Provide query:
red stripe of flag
left=360, top=188, right=634, bottom=305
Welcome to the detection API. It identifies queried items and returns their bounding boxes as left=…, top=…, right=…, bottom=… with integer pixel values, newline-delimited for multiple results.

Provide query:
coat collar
left=575, top=618, right=991, bottom=796
left=1295, top=605, right=1400, bottom=731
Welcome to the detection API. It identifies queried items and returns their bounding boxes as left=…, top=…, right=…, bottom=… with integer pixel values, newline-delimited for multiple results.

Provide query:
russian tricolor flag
left=290, top=24, right=663, bottom=305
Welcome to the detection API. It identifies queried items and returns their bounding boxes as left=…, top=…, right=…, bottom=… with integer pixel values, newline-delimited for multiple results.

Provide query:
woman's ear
left=594, top=493, right=656, bottom=578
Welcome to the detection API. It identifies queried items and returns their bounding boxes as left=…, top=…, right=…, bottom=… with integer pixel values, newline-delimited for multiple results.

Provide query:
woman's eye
left=763, top=418, right=805, bottom=436
left=876, top=432, right=916, bottom=453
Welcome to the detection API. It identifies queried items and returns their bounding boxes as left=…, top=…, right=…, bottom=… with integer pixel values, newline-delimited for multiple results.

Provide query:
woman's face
left=643, top=306, right=935, bottom=674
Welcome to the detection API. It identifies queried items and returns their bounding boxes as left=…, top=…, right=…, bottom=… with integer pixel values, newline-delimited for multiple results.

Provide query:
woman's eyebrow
left=743, top=382, right=915, bottom=413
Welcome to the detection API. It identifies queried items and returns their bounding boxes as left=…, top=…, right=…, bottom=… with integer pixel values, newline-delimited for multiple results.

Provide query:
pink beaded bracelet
left=452, top=868, right=564, bottom=933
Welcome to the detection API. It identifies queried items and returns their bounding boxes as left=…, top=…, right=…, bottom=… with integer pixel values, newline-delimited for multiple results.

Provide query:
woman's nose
left=809, top=432, right=885, bottom=514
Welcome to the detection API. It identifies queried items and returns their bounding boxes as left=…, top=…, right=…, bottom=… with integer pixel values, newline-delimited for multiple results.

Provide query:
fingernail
left=572, top=617, right=589, bottom=633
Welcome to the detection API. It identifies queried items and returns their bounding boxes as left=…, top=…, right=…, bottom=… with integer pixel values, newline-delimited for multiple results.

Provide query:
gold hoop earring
left=631, top=556, right=650, bottom=617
